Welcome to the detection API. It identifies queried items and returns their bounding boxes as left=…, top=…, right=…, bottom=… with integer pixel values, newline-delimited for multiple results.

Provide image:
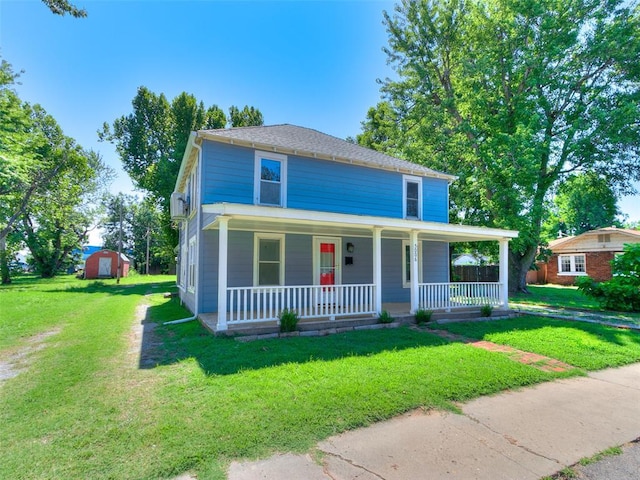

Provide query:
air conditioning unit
left=170, top=192, right=187, bottom=220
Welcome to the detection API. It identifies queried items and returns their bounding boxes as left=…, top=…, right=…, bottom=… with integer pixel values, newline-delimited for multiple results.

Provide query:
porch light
left=346, top=242, right=354, bottom=253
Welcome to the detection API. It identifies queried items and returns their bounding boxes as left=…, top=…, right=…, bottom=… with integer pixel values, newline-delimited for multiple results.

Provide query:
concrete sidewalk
left=228, top=363, right=640, bottom=479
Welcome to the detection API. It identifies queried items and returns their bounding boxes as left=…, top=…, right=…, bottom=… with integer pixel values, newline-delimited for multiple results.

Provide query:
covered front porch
left=202, top=203, right=518, bottom=332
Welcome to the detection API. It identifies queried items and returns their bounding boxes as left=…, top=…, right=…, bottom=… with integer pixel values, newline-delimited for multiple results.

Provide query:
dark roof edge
left=196, top=127, right=458, bottom=182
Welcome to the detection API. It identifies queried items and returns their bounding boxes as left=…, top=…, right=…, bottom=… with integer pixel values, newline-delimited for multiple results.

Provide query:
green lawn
left=1, top=275, right=637, bottom=479
left=432, top=316, right=640, bottom=370
left=0, top=273, right=174, bottom=350
left=510, top=284, right=640, bottom=325
left=510, top=284, right=601, bottom=310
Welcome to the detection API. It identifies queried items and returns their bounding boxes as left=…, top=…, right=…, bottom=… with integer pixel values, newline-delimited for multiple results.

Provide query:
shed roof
left=86, top=249, right=130, bottom=263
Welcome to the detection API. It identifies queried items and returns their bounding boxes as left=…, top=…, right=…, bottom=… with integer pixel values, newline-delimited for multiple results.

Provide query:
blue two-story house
left=171, top=125, right=518, bottom=332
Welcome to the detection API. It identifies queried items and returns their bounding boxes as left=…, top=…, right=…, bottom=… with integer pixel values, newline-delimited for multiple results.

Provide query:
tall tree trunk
left=0, top=235, right=11, bottom=285
left=508, top=246, right=538, bottom=293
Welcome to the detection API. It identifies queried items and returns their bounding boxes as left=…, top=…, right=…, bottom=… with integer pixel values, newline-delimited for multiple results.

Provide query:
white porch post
left=217, top=216, right=229, bottom=331
left=499, top=238, right=510, bottom=309
left=410, top=230, right=419, bottom=313
left=373, top=227, right=383, bottom=314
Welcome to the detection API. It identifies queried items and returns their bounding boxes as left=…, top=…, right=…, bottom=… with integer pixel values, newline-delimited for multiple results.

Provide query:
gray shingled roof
left=198, top=124, right=455, bottom=180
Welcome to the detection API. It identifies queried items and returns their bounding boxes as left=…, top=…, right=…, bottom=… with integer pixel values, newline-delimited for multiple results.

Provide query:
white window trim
left=254, top=150, right=288, bottom=207
left=557, top=254, right=587, bottom=276
left=253, top=233, right=286, bottom=286
left=179, top=223, right=188, bottom=290
left=402, top=239, right=423, bottom=288
left=402, top=175, right=423, bottom=220
left=187, top=236, right=196, bottom=292
left=187, top=165, right=198, bottom=219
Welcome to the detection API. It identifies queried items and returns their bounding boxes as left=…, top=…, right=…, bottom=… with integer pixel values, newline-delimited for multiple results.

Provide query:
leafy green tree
left=101, top=87, right=264, bottom=259
left=130, top=197, right=166, bottom=273
left=542, top=173, right=622, bottom=240
left=229, top=105, right=264, bottom=127
left=357, top=102, right=402, bottom=154
left=42, top=0, right=87, bottom=17
left=363, top=0, right=640, bottom=291
left=16, top=104, right=112, bottom=278
left=0, top=59, right=30, bottom=283
left=101, top=194, right=167, bottom=272
left=1, top=59, right=108, bottom=282
left=101, top=193, right=136, bottom=258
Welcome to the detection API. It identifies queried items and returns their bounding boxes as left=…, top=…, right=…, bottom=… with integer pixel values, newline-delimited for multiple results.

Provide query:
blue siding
left=381, top=239, right=410, bottom=303
left=288, top=158, right=401, bottom=217
left=227, top=231, right=254, bottom=287
left=423, top=241, right=449, bottom=282
left=342, top=237, right=373, bottom=284
left=285, top=235, right=313, bottom=285
left=423, top=178, right=449, bottom=223
left=178, top=217, right=199, bottom=313
left=224, top=232, right=314, bottom=287
left=200, top=230, right=219, bottom=313
left=201, top=142, right=254, bottom=205
left=200, top=140, right=450, bottom=222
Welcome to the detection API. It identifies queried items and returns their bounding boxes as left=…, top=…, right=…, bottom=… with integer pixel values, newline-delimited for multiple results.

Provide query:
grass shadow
left=145, top=320, right=451, bottom=376
left=1, top=273, right=178, bottom=298
left=48, top=280, right=177, bottom=297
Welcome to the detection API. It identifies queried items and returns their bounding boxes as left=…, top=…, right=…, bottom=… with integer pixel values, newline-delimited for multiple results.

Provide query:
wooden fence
left=452, top=265, right=499, bottom=282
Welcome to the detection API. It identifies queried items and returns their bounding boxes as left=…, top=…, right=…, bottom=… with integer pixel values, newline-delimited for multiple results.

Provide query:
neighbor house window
left=558, top=254, right=586, bottom=275
left=254, top=233, right=285, bottom=286
left=403, top=175, right=422, bottom=219
left=255, top=151, right=287, bottom=207
left=188, top=236, right=196, bottom=292
left=402, top=240, right=423, bottom=288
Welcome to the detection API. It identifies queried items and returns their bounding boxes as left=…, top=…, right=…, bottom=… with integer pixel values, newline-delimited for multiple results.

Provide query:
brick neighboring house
left=532, top=227, right=640, bottom=285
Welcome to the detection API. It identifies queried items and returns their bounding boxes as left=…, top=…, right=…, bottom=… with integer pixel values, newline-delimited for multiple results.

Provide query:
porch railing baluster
left=418, top=282, right=503, bottom=311
left=224, top=284, right=390, bottom=325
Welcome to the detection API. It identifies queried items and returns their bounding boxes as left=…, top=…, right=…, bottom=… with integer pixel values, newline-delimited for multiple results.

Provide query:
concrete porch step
left=432, top=308, right=513, bottom=323
left=219, top=314, right=411, bottom=337
left=213, top=308, right=515, bottom=339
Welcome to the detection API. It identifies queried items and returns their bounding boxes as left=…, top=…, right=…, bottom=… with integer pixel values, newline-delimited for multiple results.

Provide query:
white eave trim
left=553, top=247, right=626, bottom=254
left=197, top=130, right=458, bottom=183
left=201, top=203, right=518, bottom=241
left=174, top=132, right=199, bottom=193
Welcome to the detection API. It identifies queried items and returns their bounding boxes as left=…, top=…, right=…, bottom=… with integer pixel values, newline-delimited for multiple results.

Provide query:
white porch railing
left=227, top=284, right=376, bottom=325
left=419, top=282, right=502, bottom=311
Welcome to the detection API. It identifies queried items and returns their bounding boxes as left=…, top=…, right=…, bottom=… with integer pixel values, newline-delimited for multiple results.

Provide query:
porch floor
left=199, top=303, right=513, bottom=337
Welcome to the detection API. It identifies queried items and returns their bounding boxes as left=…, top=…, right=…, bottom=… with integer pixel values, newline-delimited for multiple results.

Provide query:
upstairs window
left=403, top=175, right=422, bottom=220
left=255, top=151, right=287, bottom=207
left=558, top=254, right=586, bottom=275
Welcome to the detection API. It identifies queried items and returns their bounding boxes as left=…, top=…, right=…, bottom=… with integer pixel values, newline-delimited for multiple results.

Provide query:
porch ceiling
left=202, top=203, right=519, bottom=243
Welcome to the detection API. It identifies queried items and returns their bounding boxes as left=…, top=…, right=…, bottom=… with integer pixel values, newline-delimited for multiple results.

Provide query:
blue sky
left=1, top=0, right=638, bottom=224
left=1, top=0, right=395, bottom=195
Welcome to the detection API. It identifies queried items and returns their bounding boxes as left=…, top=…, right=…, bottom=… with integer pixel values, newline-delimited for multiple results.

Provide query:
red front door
left=319, top=242, right=336, bottom=289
